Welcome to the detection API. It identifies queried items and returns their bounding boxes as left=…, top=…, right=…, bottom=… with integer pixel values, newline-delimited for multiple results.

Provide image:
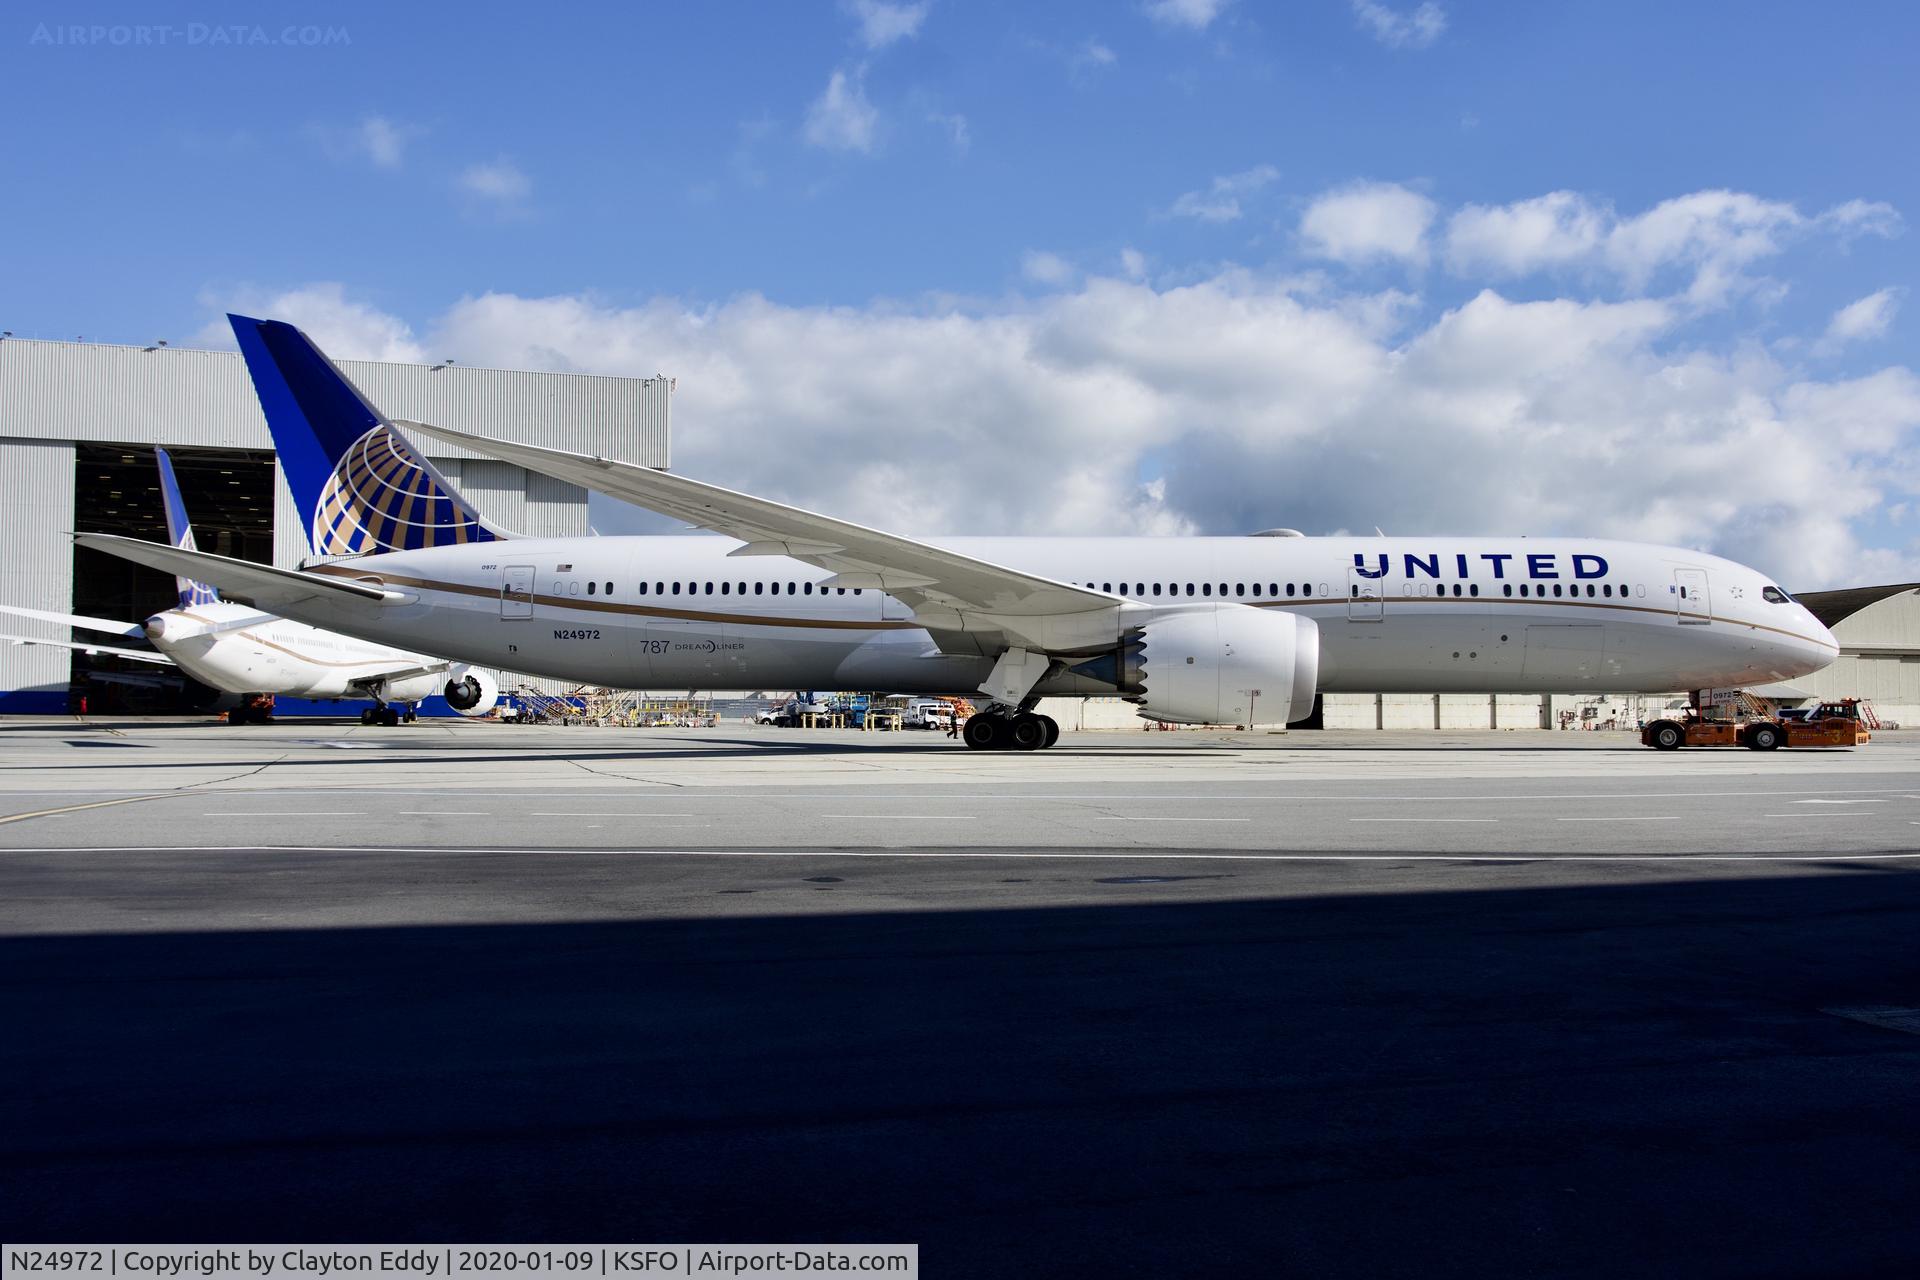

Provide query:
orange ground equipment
left=1641, top=697, right=1872, bottom=751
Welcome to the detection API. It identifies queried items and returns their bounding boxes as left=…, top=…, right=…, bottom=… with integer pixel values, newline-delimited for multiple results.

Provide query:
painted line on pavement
left=0, top=794, right=166, bottom=828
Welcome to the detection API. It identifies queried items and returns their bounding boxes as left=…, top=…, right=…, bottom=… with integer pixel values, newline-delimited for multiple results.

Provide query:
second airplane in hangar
left=77, top=316, right=1839, bottom=749
left=4, top=447, right=499, bottom=725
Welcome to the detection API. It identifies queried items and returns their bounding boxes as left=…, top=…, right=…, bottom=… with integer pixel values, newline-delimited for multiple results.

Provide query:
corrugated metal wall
left=0, top=439, right=79, bottom=709
left=1790, top=591, right=1920, bottom=723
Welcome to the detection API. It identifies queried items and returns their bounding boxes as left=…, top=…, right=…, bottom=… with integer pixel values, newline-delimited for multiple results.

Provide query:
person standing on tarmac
left=946, top=705, right=960, bottom=739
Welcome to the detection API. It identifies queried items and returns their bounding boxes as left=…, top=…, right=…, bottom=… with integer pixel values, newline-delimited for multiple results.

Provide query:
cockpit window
left=1762, top=586, right=1793, bottom=604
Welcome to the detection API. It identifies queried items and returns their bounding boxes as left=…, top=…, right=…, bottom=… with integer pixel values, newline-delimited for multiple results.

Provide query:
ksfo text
left=611, top=1252, right=899, bottom=1273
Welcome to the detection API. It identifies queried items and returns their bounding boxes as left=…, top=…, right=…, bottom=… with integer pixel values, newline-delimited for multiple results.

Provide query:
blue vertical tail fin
left=227, top=314, right=511, bottom=558
left=154, top=448, right=220, bottom=608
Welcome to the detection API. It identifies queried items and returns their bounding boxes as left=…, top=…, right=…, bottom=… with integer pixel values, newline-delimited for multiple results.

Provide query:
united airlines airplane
left=6, top=447, right=499, bottom=724
left=75, top=316, right=1839, bottom=750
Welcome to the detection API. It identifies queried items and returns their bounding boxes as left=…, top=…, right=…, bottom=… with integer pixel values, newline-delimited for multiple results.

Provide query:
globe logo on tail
left=311, top=425, right=498, bottom=557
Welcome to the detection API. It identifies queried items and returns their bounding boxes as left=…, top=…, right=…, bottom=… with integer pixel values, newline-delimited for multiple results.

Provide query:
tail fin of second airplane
left=228, top=314, right=512, bottom=559
left=154, top=447, right=221, bottom=609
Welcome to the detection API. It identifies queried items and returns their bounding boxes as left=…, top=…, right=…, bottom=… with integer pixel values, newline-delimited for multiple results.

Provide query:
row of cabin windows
left=1082, top=581, right=1329, bottom=598
left=1355, top=581, right=1648, bottom=600
left=553, top=577, right=1649, bottom=604
left=558, top=581, right=866, bottom=597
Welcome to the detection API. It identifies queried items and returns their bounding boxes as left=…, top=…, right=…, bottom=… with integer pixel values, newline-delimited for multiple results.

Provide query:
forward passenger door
left=1674, top=569, right=1710, bottom=624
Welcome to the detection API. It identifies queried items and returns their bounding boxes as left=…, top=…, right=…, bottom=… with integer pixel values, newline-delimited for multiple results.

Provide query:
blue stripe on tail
left=154, top=448, right=220, bottom=609
left=228, top=314, right=503, bottom=558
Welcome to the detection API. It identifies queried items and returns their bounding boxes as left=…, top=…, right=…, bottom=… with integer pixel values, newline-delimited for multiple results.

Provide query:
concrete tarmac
left=3, top=717, right=1918, bottom=1275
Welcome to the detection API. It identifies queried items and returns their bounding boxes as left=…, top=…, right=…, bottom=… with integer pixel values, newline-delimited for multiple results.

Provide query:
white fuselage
left=143, top=602, right=445, bottom=703
left=252, top=535, right=1837, bottom=698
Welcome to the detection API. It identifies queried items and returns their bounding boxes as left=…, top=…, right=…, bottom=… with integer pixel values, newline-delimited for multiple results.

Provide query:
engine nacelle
left=371, top=671, right=443, bottom=706
left=443, top=666, right=500, bottom=718
left=1132, top=606, right=1319, bottom=727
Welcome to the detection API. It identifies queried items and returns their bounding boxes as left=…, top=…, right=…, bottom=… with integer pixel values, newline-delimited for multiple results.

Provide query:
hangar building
left=0, top=337, right=671, bottom=712
left=1788, top=584, right=1920, bottom=726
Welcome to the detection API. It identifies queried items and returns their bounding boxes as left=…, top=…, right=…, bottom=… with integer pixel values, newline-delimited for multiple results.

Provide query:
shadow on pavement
left=5, top=871, right=1920, bottom=1276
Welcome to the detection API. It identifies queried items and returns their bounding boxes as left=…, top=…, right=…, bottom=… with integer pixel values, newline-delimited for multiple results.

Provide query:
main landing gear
left=359, top=704, right=419, bottom=727
left=961, top=710, right=1060, bottom=751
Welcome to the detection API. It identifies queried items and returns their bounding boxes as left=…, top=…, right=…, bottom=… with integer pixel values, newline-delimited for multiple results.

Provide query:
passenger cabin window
left=606, top=582, right=613, bottom=595
left=587, top=582, right=595, bottom=595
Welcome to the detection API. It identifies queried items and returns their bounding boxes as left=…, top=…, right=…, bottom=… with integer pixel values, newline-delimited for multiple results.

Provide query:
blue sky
left=4, top=1, right=1917, bottom=585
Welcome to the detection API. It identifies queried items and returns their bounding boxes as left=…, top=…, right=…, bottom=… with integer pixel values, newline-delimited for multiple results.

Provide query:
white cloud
left=1075, top=39, right=1117, bottom=70
left=928, top=111, right=970, bottom=154
left=357, top=116, right=411, bottom=169
left=1299, top=181, right=1437, bottom=266
left=805, top=69, right=879, bottom=153
left=1445, top=191, right=1608, bottom=276
left=1351, top=0, right=1446, bottom=49
left=458, top=157, right=531, bottom=204
left=218, top=191, right=1920, bottom=589
left=1167, top=164, right=1279, bottom=223
left=191, top=283, right=425, bottom=363
left=1144, top=0, right=1232, bottom=31
left=1443, top=188, right=1904, bottom=308
left=1814, top=288, right=1900, bottom=355
left=1818, top=198, right=1902, bottom=240
left=844, top=0, right=929, bottom=50
left=1021, top=251, right=1076, bottom=286
left=315, top=114, right=423, bottom=170
left=412, top=278, right=1919, bottom=587
left=1119, top=247, right=1148, bottom=280
left=1601, top=189, right=1801, bottom=305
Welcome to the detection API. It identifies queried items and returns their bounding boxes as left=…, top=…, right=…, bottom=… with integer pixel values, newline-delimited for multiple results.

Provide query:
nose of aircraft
left=1787, top=606, right=1841, bottom=678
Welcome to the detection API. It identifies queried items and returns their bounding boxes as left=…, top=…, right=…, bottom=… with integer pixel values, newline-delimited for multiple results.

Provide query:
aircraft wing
left=396, top=420, right=1115, bottom=620
left=0, top=633, right=177, bottom=666
left=0, top=603, right=147, bottom=639
left=73, top=534, right=401, bottom=611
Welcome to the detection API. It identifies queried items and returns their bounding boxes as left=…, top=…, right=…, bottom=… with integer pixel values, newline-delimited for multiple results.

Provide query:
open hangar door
left=69, top=443, right=275, bottom=714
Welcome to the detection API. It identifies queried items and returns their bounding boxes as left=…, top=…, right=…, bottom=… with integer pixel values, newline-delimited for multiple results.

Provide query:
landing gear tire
left=1037, top=714, right=1060, bottom=749
left=377, top=707, right=402, bottom=727
left=360, top=709, right=376, bottom=725
left=403, top=708, right=418, bottom=724
left=1746, top=723, right=1783, bottom=751
left=1649, top=721, right=1684, bottom=751
left=1008, top=714, right=1048, bottom=751
left=229, top=705, right=250, bottom=726
left=962, top=713, right=1004, bottom=750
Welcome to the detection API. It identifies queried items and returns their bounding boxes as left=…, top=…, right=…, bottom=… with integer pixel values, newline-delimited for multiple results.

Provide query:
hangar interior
left=0, top=337, right=672, bottom=713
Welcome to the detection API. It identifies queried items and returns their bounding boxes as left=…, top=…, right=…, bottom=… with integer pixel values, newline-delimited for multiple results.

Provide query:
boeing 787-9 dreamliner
left=76, top=316, right=1839, bottom=750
